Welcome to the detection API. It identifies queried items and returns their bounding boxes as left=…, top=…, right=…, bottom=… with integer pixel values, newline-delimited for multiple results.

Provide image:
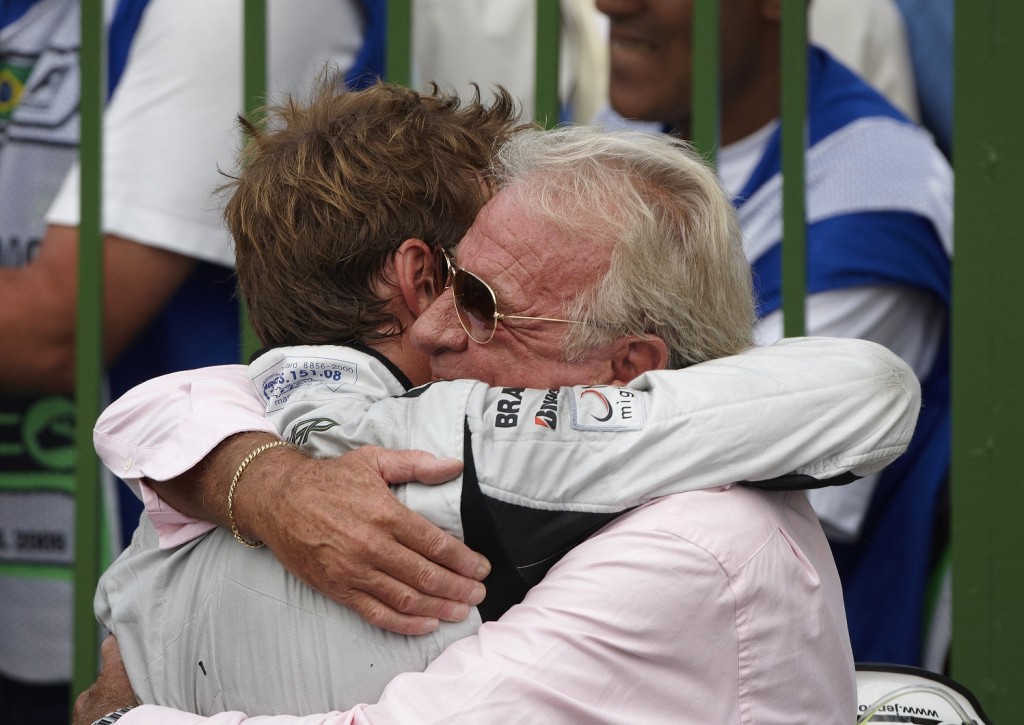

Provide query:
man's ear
left=609, top=335, right=670, bottom=386
left=392, top=239, right=438, bottom=317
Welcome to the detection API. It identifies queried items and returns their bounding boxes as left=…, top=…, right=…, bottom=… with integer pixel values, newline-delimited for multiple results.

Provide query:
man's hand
left=238, top=444, right=490, bottom=635
left=73, top=636, right=138, bottom=725
left=157, top=434, right=491, bottom=635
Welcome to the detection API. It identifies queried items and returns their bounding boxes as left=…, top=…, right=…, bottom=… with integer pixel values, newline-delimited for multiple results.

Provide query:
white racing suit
left=95, top=337, right=920, bottom=715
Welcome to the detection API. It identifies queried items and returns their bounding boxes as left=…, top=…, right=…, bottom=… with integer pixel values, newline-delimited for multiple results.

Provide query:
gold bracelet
left=228, top=440, right=290, bottom=548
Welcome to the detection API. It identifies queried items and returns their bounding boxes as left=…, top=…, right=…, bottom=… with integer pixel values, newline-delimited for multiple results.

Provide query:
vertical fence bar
left=387, top=0, right=412, bottom=86
left=691, top=0, right=719, bottom=165
left=534, top=0, right=560, bottom=128
left=779, top=0, right=807, bottom=338
left=951, top=0, right=1024, bottom=718
left=240, top=0, right=267, bottom=362
left=71, top=0, right=106, bottom=700
left=243, top=0, right=266, bottom=107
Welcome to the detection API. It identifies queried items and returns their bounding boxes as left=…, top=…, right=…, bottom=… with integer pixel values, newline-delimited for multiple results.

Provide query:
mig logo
left=571, top=386, right=646, bottom=432
left=579, top=389, right=613, bottom=422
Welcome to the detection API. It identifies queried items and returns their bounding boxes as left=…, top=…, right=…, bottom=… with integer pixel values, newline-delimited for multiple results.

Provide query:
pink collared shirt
left=94, top=364, right=276, bottom=548
left=117, top=487, right=855, bottom=724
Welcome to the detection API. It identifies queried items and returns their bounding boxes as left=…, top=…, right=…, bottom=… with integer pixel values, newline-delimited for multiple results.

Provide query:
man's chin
left=609, top=83, right=687, bottom=126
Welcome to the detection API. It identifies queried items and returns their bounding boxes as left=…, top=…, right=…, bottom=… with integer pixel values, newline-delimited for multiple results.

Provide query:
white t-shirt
left=46, top=0, right=365, bottom=267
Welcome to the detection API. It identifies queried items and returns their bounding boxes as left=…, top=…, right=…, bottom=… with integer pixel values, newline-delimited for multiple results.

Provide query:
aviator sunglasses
left=434, top=247, right=587, bottom=344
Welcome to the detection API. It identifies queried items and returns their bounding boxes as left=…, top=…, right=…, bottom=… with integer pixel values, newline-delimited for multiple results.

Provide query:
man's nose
left=411, top=287, right=468, bottom=355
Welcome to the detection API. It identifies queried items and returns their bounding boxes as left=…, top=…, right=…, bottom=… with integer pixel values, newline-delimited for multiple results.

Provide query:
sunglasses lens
left=453, top=270, right=497, bottom=343
left=433, top=248, right=453, bottom=297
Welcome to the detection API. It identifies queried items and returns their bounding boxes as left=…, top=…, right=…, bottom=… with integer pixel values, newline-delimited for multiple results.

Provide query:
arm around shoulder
left=459, top=336, right=920, bottom=513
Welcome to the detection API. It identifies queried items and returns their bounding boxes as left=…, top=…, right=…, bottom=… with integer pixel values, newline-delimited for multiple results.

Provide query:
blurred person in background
left=593, top=0, right=952, bottom=668
left=809, top=0, right=920, bottom=123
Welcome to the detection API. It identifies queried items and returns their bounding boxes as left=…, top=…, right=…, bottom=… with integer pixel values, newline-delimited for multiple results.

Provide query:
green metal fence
left=951, top=1, right=1024, bottom=719
left=71, top=0, right=105, bottom=702
left=70, top=1, right=1024, bottom=720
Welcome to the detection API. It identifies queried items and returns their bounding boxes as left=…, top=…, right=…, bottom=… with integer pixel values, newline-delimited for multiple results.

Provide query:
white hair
left=491, top=125, right=754, bottom=368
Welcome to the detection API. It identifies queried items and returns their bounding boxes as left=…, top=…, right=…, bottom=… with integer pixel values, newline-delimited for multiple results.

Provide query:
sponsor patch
left=570, top=386, right=646, bottom=431
left=287, top=417, right=340, bottom=446
left=492, top=387, right=525, bottom=428
left=533, top=389, right=559, bottom=430
left=255, top=356, right=359, bottom=412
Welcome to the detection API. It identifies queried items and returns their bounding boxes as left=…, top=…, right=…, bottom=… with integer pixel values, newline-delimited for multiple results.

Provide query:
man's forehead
left=464, top=188, right=615, bottom=304
left=460, top=188, right=562, bottom=264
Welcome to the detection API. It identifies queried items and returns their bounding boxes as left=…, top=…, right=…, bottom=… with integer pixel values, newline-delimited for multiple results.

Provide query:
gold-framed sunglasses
left=434, top=247, right=587, bottom=344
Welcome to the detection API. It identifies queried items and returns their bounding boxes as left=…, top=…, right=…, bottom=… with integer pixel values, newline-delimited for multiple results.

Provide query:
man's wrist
left=91, top=706, right=136, bottom=725
left=227, top=440, right=293, bottom=547
left=211, top=432, right=285, bottom=538
left=230, top=439, right=312, bottom=549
